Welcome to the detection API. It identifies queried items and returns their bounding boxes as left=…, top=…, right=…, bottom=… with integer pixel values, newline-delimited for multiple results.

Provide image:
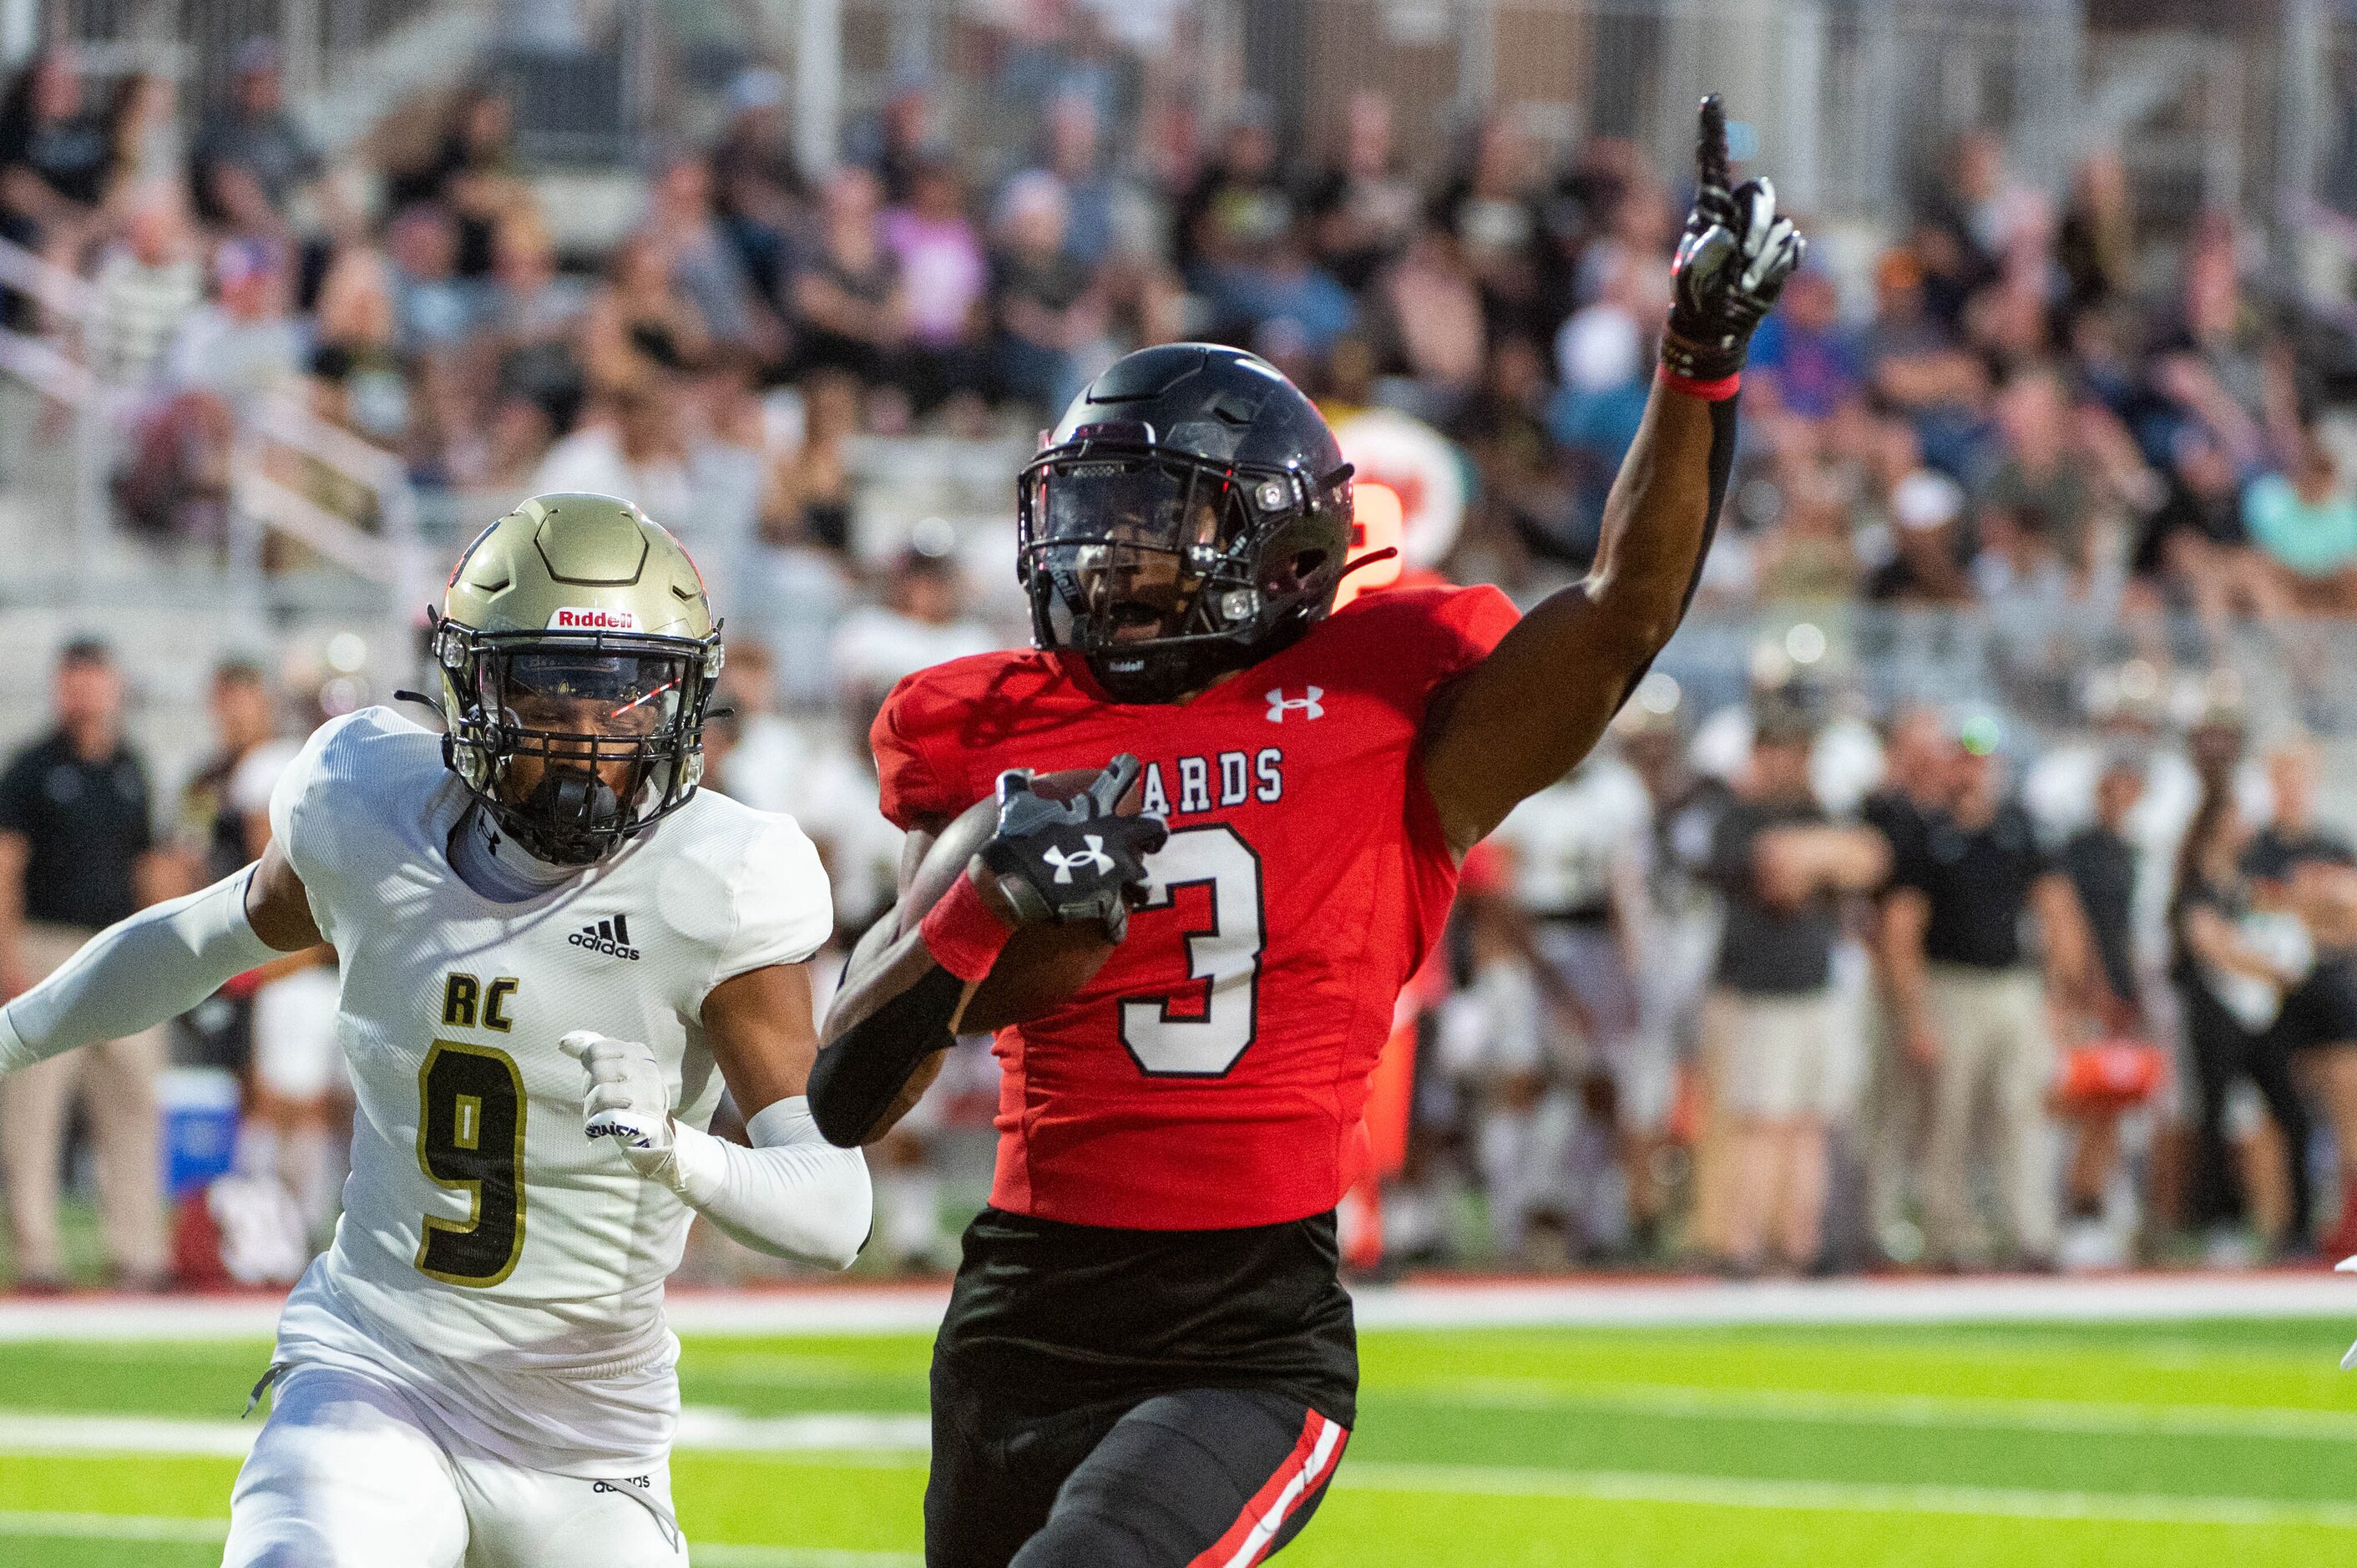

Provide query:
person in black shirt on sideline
left=1698, top=706, right=1887, bottom=1272
left=1883, top=715, right=2097, bottom=1269
left=1858, top=703, right=1951, bottom=1258
left=0, top=640, right=177, bottom=1288
left=2243, top=737, right=2354, bottom=898
left=2056, top=750, right=2149, bottom=1260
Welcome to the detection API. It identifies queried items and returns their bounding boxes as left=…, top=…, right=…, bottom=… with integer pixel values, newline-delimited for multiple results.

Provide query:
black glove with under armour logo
left=974, top=755, right=1168, bottom=942
left=1662, top=94, right=1806, bottom=384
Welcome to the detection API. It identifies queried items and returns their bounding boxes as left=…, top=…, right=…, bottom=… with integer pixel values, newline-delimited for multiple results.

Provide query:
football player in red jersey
left=811, top=98, right=1803, bottom=1568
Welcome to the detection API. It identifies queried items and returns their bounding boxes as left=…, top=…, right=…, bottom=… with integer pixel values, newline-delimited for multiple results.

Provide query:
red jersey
left=873, top=583, right=1519, bottom=1230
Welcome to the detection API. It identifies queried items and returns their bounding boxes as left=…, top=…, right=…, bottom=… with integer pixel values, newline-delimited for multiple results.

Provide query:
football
left=898, top=765, right=1145, bottom=1033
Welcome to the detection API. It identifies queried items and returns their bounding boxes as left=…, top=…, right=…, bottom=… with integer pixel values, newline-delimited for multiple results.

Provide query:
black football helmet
left=1018, top=344, right=1354, bottom=703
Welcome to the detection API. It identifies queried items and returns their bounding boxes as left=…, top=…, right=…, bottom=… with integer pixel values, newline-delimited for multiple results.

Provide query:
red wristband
left=1658, top=366, right=1742, bottom=402
left=918, top=873, right=1015, bottom=984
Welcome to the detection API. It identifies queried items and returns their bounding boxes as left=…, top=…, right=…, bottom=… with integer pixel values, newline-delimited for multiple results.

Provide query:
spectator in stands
left=164, top=237, right=302, bottom=415
left=708, top=67, right=802, bottom=316
left=1547, top=292, right=1650, bottom=552
left=1438, top=112, right=1550, bottom=343
left=2132, top=423, right=2290, bottom=628
left=383, top=202, right=476, bottom=357
left=190, top=39, right=320, bottom=231
left=532, top=325, right=694, bottom=524
left=883, top=157, right=988, bottom=415
left=2243, top=420, right=2357, bottom=613
left=2171, top=776, right=2315, bottom=1261
left=1884, top=716, right=2095, bottom=1268
left=89, top=180, right=203, bottom=388
left=0, top=49, right=111, bottom=280
left=1019, top=92, right=1122, bottom=271
left=762, top=367, right=860, bottom=556
left=789, top=165, right=908, bottom=389
left=1747, top=266, right=1860, bottom=423
left=101, top=71, right=181, bottom=210
left=1305, top=91, right=1419, bottom=293
left=853, top=75, right=937, bottom=207
left=989, top=172, right=1098, bottom=415
left=649, top=146, right=780, bottom=363
left=1970, top=364, right=2095, bottom=601
left=114, top=239, right=301, bottom=541
left=0, top=640, right=173, bottom=1290
left=1699, top=704, right=1888, bottom=1273
left=1375, top=223, right=1488, bottom=419
left=384, top=83, right=523, bottom=281
left=831, top=548, right=996, bottom=714
left=1176, top=101, right=1292, bottom=282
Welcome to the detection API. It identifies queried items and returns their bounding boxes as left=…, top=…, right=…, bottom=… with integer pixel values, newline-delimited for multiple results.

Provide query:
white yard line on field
left=1424, top=1377, right=2357, bottom=1443
left=4, top=1271, right=2356, bottom=1342
left=0, top=1408, right=933, bottom=1460
left=0, top=1511, right=921, bottom=1565
left=1334, top=1463, right=2357, bottom=1530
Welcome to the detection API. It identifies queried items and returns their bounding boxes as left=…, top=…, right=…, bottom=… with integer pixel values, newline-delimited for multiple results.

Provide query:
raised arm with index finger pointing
left=1415, top=94, right=1805, bottom=855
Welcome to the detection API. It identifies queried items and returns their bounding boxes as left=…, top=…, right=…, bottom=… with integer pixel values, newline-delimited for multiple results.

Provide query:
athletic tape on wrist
left=1658, top=365, right=1742, bottom=402
left=918, top=873, right=1015, bottom=984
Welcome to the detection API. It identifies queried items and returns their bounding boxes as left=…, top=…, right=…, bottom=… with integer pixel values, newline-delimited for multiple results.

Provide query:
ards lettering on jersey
left=1138, top=750, right=1283, bottom=819
left=569, top=914, right=642, bottom=961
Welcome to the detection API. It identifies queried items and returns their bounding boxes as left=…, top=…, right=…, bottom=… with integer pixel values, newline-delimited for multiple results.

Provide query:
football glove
left=560, top=1029, right=677, bottom=1184
left=1662, top=94, right=1806, bottom=383
left=974, top=754, right=1168, bottom=942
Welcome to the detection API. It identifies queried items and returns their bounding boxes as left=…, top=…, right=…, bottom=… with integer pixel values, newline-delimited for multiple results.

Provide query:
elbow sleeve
left=669, top=1096, right=873, bottom=1268
left=0, top=867, right=280, bottom=1074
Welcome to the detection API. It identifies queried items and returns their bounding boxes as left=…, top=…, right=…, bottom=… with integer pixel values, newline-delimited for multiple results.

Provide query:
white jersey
left=263, top=707, right=832, bottom=1470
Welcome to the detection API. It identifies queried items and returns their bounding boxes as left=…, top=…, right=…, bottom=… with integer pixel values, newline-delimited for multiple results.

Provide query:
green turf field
left=5, top=1315, right=2357, bottom=1565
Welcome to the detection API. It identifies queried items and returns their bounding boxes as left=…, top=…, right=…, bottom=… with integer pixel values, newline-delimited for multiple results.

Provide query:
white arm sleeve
left=662, top=1095, right=872, bottom=1269
left=0, top=867, right=281, bottom=1074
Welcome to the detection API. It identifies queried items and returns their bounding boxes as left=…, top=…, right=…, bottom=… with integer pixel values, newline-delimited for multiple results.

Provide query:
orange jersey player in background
left=811, top=97, right=1803, bottom=1568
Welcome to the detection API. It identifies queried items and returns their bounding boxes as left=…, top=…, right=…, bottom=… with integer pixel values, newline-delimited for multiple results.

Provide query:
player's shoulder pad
left=670, top=797, right=835, bottom=987
left=875, top=645, right=1054, bottom=744
left=1318, top=583, right=1520, bottom=706
left=1331, top=581, right=1520, bottom=642
left=267, top=706, right=438, bottom=873
left=872, top=645, right=1058, bottom=829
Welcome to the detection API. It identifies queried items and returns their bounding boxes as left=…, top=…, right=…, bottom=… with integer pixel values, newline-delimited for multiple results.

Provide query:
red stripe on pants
left=1186, top=1410, right=1348, bottom=1568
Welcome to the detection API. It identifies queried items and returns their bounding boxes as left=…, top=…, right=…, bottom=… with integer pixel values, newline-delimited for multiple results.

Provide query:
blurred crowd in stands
left=7, top=35, right=2357, bottom=1288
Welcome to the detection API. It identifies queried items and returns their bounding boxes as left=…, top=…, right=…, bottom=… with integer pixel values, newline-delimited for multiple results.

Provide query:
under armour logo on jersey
left=1266, top=686, right=1324, bottom=722
left=569, top=914, right=642, bottom=961
left=1042, top=837, right=1116, bottom=883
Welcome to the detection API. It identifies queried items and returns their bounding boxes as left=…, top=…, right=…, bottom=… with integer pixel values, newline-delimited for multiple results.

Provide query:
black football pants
left=924, top=1362, right=1349, bottom=1568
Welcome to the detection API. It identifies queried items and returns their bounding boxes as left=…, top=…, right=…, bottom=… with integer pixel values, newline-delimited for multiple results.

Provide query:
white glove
left=560, top=1030, right=679, bottom=1185
left=559, top=1029, right=872, bottom=1268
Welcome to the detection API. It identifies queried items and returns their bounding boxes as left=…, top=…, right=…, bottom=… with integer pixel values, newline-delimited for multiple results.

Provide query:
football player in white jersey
left=0, top=493, right=872, bottom=1566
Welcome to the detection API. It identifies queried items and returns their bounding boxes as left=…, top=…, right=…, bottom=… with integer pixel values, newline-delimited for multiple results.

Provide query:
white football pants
left=221, top=1364, right=689, bottom=1568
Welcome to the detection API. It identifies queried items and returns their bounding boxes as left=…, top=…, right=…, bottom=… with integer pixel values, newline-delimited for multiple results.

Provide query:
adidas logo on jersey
left=569, top=914, right=641, bottom=961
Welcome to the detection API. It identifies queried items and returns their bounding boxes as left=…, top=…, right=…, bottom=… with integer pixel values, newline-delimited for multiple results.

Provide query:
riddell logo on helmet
left=549, top=607, right=639, bottom=631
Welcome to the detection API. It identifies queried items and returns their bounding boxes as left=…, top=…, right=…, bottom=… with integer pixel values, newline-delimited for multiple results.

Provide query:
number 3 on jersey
left=415, top=1040, right=526, bottom=1287
left=1120, top=825, right=1265, bottom=1076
